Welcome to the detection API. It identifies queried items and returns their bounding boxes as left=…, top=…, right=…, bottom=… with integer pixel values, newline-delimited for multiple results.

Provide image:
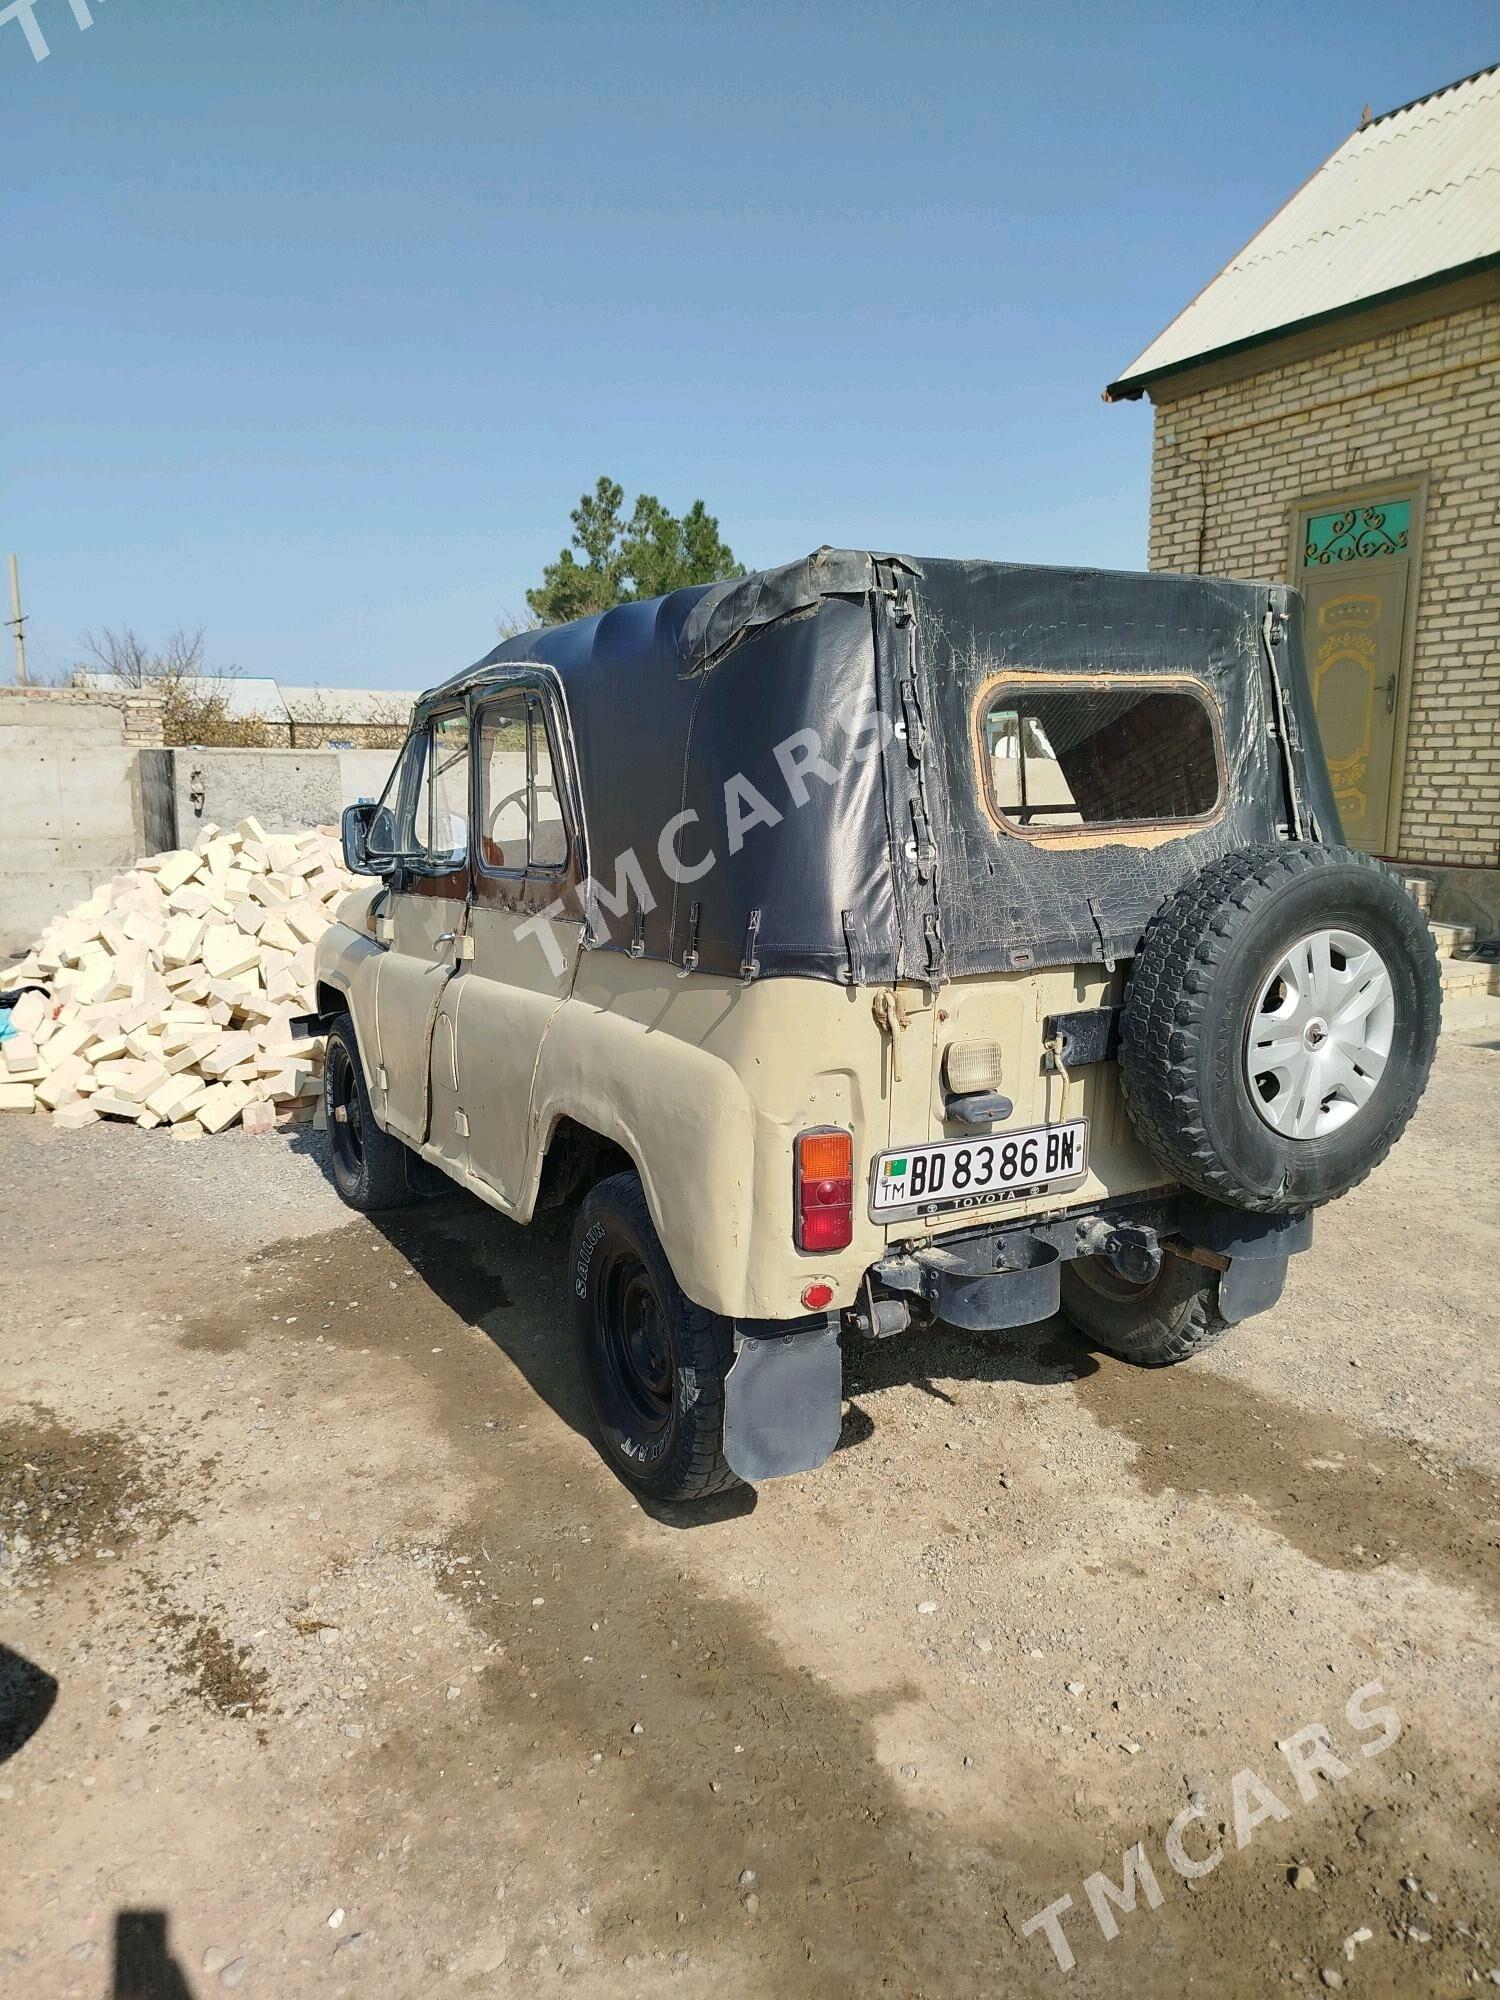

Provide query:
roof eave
left=1104, top=250, right=1500, bottom=403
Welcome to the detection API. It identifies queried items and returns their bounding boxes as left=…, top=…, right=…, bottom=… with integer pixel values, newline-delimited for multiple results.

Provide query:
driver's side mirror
left=342, top=800, right=400, bottom=876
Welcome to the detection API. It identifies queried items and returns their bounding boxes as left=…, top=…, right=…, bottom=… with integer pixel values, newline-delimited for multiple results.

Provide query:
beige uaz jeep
left=303, top=550, right=1441, bottom=1502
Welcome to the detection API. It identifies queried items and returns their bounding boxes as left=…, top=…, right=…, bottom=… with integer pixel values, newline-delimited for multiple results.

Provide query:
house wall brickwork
left=1144, top=295, right=1500, bottom=868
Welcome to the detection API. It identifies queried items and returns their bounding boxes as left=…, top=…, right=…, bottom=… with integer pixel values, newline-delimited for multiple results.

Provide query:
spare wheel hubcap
left=1245, top=927, right=1394, bottom=1140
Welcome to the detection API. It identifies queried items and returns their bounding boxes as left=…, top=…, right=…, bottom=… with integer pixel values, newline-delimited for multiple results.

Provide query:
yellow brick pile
left=0, top=817, right=355, bottom=1139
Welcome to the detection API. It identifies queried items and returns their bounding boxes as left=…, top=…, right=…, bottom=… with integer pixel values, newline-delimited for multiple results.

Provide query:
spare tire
left=1118, top=842, right=1440, bottom=1214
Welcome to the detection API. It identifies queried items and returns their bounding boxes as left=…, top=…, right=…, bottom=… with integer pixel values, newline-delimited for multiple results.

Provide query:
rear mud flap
left=723, top=1325, right=843, bottom=1483
left=1218, top=1253, right=1289, bottom=1325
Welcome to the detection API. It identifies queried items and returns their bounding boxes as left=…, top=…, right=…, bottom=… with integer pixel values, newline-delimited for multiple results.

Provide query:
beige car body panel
left=317, top=893, right=1173, bottom=1321
left=316, top=887, right=387, bottom=1102
left=452, top=894, right=587, bottom=1203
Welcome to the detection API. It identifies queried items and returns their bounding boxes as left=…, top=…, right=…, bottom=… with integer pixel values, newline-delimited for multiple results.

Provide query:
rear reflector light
left=800, top=1280, right=835, bottom=1311
left=795, top=1128, right=853, bottom=1252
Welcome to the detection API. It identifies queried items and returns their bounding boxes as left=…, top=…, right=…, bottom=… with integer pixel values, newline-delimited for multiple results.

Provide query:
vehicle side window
left=478, top=694, right=529, bottom=869
left=407, top=711, right=471, bottom=865
left=531, top=703, right=568, bottom=868
left=980, top=681, right=1223, bottom=832
left=360, top=732, right=414, bottom=862
left=478, top=692, right=570, bottom=873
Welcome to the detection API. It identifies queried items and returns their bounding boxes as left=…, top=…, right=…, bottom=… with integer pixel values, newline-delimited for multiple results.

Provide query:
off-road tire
left=1118, top=843, right=1440, bottom=1214
left=323, top=1017, right=414, bottom=1212
left=570, top=1172, right=740, bottom=1503
left=1060, top=1253, right=1228, bottom=1366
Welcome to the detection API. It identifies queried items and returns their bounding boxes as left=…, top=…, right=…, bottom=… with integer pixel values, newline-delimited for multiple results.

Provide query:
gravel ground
left=1, top=1031, right=1498, bottom=1999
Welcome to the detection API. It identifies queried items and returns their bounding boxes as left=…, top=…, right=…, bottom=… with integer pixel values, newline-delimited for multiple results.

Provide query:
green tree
left=525, top=476, right=742, bottom=625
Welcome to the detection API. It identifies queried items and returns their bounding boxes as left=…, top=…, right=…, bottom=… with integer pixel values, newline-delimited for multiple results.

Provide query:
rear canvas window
left=979, top=682, right=1222, bottom=831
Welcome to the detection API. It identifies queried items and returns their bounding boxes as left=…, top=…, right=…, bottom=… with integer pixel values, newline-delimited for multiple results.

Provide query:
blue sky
left=8, top=0, right=1493, bottom=688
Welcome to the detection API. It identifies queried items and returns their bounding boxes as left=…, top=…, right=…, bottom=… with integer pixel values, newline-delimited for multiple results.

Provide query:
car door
left=373, top=706, right=472, bottom=1145
left=453, top=678, right=587, bottom=1208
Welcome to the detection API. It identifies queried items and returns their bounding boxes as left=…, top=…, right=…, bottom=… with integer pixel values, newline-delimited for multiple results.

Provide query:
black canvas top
left=424, top=551, right=1339, bottom=985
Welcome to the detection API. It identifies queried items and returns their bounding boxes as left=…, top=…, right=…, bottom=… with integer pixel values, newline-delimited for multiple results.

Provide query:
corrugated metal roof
left=208, top=676, right=286, bottom=721
left=1106, top=62, right=1500, bottom=398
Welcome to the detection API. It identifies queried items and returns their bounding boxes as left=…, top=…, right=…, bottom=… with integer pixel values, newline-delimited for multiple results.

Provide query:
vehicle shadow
left=286, top=1136, right=761, bottom=1526
left=0, top=1643, right=57, bottom=1765
left=840, top=1311, right=1100, bottom=1458
left=111, top=1909, right=195, bottom=1998
left=285, top=1131, right=1099, bottom=1507
left=844, top=1311, right=1099, bottom=1402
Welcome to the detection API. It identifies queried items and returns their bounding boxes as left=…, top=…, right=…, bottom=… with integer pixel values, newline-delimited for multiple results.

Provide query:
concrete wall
left=172, top=746, right=401, bottom=841
left=1423, top=862, right=1500, bottom=935
left=0, top=688, right=153, bottom=955
left=339, top=749, right=401, bottom=805
left=1144, top=289, right=1500, bottom=869
left=1, top=719, right=404, bottom=957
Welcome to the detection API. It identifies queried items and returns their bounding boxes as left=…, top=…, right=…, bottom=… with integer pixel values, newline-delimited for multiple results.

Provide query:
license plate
left=870, top=1119, right=1088, bottom=1221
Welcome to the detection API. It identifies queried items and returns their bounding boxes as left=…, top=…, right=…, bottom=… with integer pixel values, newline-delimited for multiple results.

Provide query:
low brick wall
left=0, top=681, right=165, bottom=747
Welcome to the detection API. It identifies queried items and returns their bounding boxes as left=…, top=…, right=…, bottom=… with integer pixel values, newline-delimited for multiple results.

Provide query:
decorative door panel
left=1297, top=495, right=1416, bottom=856
left=1301, top=566, right=1406, bottom=853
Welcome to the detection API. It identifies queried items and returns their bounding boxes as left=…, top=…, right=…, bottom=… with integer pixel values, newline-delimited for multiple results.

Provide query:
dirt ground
left=2, top=1030, right=1498, bottom=2000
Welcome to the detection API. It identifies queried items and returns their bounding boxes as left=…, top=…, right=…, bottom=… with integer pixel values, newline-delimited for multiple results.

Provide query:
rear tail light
left=795, top=1128, right=853, bottom=1252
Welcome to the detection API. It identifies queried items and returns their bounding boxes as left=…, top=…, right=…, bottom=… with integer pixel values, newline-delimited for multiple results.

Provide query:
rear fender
left=527, top=1006, right=758, bottom=1314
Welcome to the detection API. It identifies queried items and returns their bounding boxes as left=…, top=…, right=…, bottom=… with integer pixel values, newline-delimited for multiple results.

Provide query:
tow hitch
left=866, top=1198, right=1312, bottom=1337
left=1075, top=1216, right=1162, bottom=1285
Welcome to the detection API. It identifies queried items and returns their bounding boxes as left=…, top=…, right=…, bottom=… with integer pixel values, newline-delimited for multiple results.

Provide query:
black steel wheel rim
left=593, top=1249, right=675, bottom=1440
left=328, top=1042, right=364, bottom=1179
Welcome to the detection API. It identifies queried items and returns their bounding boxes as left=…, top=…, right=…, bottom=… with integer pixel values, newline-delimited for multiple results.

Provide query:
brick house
left=1105, top=63, right=1499, bottom=927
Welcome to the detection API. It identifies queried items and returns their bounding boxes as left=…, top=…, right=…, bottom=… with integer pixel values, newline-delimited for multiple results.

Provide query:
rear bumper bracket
left=870, top=1192, right=1312, bottom=1337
